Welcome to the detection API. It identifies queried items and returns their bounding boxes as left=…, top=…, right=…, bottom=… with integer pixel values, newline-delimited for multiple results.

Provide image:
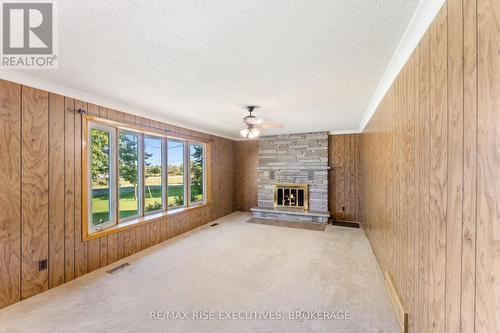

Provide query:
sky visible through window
left=168, top=140, right=184, bottom=166
left=139, top=138, right=184, bottom=166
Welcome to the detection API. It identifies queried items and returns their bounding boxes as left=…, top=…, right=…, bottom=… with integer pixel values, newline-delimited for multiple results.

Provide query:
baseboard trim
left=384, top=270, right=408, bottom=333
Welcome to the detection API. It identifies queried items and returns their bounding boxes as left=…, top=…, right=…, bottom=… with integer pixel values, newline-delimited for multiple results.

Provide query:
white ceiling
left=7, top=0, right=424, bottom=139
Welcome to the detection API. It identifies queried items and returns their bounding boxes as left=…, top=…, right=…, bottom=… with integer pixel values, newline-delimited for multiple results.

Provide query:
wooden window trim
left=82, top=114, right=212, bottom=241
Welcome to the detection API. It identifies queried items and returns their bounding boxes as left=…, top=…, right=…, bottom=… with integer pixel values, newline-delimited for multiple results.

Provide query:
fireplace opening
left=274, top=184, right=308, bottom=210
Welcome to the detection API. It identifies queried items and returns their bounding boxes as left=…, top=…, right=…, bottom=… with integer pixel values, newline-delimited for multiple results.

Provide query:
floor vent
left=107, top=263, right=130, bottom=274
left=210, top=223, right=219, bottom=227
left=331, top=220, right=360, bottom=228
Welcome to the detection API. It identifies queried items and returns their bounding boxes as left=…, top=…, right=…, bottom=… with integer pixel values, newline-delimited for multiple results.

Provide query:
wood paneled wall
left=358, top=0, right=499, bottom=332
left=328, top=134, right=359, bottom=221
left=0, top=79, right=237, bottom=309
left=235, top=140, right=258, bottom=211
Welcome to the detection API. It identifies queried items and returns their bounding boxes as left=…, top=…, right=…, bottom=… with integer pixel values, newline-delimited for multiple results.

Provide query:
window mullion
left=140, top=133, right=144, bottom=217
left=185, top=141, right=190, bottom=208
left=163, top=138, right=167, bottom=211
left=201, top=144, right=207, bottom=204
left=113, top=127, right=119, bottom=226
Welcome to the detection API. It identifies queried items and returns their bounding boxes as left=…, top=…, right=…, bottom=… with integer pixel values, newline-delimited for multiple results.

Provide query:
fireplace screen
left=274, top=184, right=308, bottom=210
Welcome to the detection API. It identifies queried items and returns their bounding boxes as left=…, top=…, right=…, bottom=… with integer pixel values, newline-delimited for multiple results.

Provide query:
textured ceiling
left=13, top=0, right=420, bottom=139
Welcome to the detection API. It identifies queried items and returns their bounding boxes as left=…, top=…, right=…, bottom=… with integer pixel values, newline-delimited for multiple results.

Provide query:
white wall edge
left=357, top=0, right=445, bottom=132
left=0, top=69, right=239, bottom=141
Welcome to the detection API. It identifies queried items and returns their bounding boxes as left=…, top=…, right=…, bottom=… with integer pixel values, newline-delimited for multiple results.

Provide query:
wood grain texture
left=476, top=0, right=500, bottom=331
left=461, top=0, right=477, bottom=331
left=445, top=0, right=464, bottom=331
left=21, top=86, right=49, bottom=299
left=74, top=100, right=87, bottom=277
left=329, top=134, right=359, bottom=221
left=235, top=140, right=258, bottom=211
left=429, top=8, right=448, bottom=332
left=64, top=98, right=75, bottom=282
left=359, top=0, right=498, bottom=332
left=418, top=33, right=431, bottom=333
left=0, top=79, right=237, bottom=310
left=48, top=93, right=66, bottom=288
left=0, top=80, right=21, bottom=308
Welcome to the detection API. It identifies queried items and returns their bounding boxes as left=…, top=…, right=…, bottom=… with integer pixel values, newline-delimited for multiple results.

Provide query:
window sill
left=83, top=203, right=209, bottom=241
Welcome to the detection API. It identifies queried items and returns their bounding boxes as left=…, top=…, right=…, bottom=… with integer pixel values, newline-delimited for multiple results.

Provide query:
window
left=167, top=139, right=185, bottom=208
left=88, top=124, right=116, bottom=231
left=118, top=132, right=141, bottom=220
left=144, top=136, right=164, bottom=213
left=84, top=116, right=208, bottom=239
left=189, top=143, right=204, bottom=204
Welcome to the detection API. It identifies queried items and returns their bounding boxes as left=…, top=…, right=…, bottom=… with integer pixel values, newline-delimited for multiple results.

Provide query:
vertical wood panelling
left=74, top=101, right=87, bottom=277
left=0, top=80, right=21, bottom=308
left=461, top=0, right=477, bottom=331
left=413, top=44, right=421, bottom=332
left=329, top=134, right=359, bottom=221
left=475, top=0, right=500, bottom=331
left=446, top=0, right=464, bottom=331
left=429, top=7, right=448, bottom=332
left=360, top=0, right=497, bottom=332
left=418, top=32, right=431, bottom=333
left=64, top=98, right=75, bottom=282
left=21, top=86, right=49, bottom=299
left=404, top=51, right=416, bottom=331
left=0, top=79, right=237, bottom=309
left=235, top=140, right=258, bottom=212
left=48, top=93, right=65, bottom=288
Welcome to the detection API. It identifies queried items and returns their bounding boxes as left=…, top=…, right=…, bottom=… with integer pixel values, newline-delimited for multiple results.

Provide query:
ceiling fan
left=239, top=105, right=282, bottom=139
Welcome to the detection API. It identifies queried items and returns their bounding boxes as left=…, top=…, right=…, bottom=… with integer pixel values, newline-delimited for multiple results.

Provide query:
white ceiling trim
left=358, top=0, right=445, bottom=132
left=0, top=69, right=237, bottom=141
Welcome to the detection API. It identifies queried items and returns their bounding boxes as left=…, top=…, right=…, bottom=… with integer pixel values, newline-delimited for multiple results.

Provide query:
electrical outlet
left=38, top=259, right=48, bottom=271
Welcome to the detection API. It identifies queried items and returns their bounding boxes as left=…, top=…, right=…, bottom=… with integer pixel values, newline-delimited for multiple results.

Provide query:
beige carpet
left=0, top=212, right=398, bottom=333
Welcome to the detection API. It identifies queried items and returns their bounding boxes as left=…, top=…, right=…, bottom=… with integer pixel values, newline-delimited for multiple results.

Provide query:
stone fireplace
left=250, top=132, right=329, bottom=223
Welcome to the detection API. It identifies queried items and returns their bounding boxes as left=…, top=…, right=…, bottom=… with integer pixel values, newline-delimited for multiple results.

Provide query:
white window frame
left=167, top=138, right=186, bottom=210
left=188, top=141, right=206, bottom=206
left=117, top=130, right=143, bottom=222
left=143, top=135, right=166, bottom=215
left=87, top=122, right=117, bottom=233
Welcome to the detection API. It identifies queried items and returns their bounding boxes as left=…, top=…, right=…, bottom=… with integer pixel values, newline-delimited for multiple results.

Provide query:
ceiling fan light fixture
left=248, top=127, right=260, bottom=139
left=240, top=127, right=250, bottom=138
left=240, top=125, right=260, bottom=139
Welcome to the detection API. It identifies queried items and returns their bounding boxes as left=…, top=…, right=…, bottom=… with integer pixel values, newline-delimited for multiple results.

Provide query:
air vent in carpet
left=331, top=221, right=360, bottom=228
left=107, top=263, right=130, bottom=274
